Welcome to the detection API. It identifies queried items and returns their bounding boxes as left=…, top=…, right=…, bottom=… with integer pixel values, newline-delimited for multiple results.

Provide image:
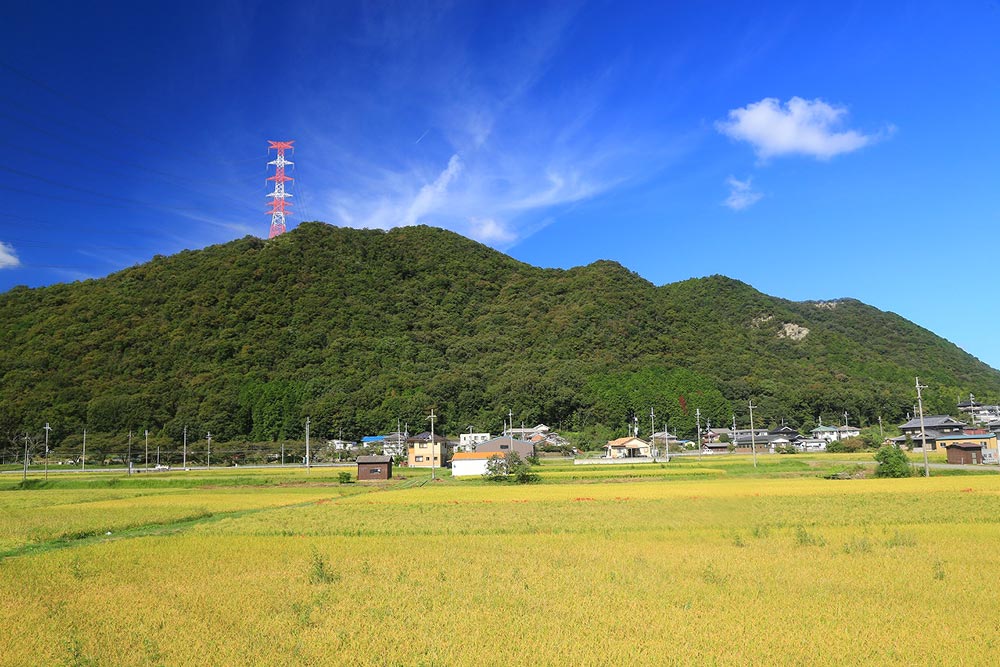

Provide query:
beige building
left=604, top=436, right=651, bottom=459
left=407, top=433, right=450, bottom=467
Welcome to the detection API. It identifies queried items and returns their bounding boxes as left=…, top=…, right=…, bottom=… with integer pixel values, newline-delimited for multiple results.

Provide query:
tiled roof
left=452, top=451, right=506, bottom=460
left=607, top=437, right=648, bottom=447
left=357, top=455, right=392, bottom=463
left=899, top=416, right=966, bottom=429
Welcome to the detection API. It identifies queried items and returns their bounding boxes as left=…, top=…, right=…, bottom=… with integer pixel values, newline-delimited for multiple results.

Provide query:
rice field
left=1, top=463, right=998, bottom=665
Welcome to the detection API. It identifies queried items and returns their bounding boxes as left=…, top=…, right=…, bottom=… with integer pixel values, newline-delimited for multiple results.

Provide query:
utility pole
left=281, top=441, right=285, bottom=467
left=508, top=409, right=513, bottom=437
left=82, top=429, right=86, bottom=472
left=748, top=400, right=758, bottom=468
left=22, top=433, right=29, bottom=481
left=206, top=432, right=212, bottom=470
left=916, top=378, right=929, bottom=477
left=144, top=430, right=149, bottom=471
left=127, top=430, right=133, bottom=475
left=878, top=416, right=884, bottom=442
left=650, top=407, right=656, bottom=460
left=428, top=409, right=437, bottom=481
left=183, top=426, right=188, bottom=469
left=156, top=436, right=160, bottom=467
left=664, top=421, right=671, bottom=463
left=696, top=408, right=702, bottom=462
left=43, top=422, right=51, bottom=480
left=305, top=417, right=311, bottom=472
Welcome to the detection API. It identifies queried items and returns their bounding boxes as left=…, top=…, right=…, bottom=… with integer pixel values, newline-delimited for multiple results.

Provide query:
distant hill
left=2, top=222, right=997, bottom=446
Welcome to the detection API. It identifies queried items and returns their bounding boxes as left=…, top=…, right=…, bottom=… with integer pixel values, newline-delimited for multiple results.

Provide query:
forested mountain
left=2, top=222, right=998, bottom=449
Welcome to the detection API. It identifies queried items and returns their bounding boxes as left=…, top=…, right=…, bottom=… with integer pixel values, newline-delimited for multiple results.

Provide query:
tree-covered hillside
left=2, top=222, right=998, bottom=449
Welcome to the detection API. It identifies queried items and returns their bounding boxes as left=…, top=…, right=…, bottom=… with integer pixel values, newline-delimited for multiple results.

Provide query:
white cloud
left=466, top=217, right=515, bottom=244
left=0, top=241, right=20, bottom=269
left=717, top=97, right=879, bottom=160
left=402, top=154, right=463, bottom=226
left=322, top=146, right=629, bottom=248
left=724, top=176, right=763, bottom=211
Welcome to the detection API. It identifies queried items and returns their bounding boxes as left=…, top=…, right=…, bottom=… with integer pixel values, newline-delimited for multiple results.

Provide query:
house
left=890, top=416, right=967, bottom=451
left=732, top=427, right=770, bottom=441
left=357, top=455, right=393, bottom=480
left=651, top=430, right=683, bottom=447
left=361, top=435, right=385, bottom=450
left=796, top=439, right=828, bottom=452
left=451, top=451, right=506, bottom=477
left=939, top=433, right=998, bottom=464
left=836, top=425, right=861, bottom=439
left=381, top=431, right=408, bottom=457
left=810, top=425, right=840, bottom=443
left=407, top=432, right=451, bottom=467
left=604, top=437, right=651, bottom=459
left=327, top=439, right=356, bottom=451
left=458, top=432, right=491, bottom=452
left=475, top=436, right=534, bottom=458
left=769, top=425, right=803, bottom=440
left=732, top=434, right=769, bottom=452
left=958, top=400, right=1000, bottom=424
left=703, top=440, right=731, bottom=454
left=702, top=427, right=731, bottom=443
left=507, top=424, right=550, bottom=439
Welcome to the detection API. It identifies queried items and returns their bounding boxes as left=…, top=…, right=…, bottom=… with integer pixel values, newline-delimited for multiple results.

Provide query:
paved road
left=805, top=459, right=1000, bottom=473
left=0, top=462, right=355, bottom=475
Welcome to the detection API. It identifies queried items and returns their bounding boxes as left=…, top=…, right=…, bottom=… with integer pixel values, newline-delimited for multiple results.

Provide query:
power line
left=0, top=136, right=257, bottom=213
left=0, top=60, right=175, bottom=151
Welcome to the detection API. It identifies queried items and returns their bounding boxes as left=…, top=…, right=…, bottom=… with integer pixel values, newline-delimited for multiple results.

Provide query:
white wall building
left=458, top=432, right=491, bottom=452
left=451, top=451, right=505, bottom=477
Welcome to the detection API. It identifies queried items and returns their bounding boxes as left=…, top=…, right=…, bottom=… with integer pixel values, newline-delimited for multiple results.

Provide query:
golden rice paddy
left=0, top=462, right=997, bottom=665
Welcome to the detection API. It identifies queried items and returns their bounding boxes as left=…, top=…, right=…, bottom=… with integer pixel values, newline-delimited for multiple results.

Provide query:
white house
left=810, top=425, right=840, bottom=443
left=796, top=438, right=828, bottom=452
left=451, top=451, right=506, bottom=477
left=458, top=432, right=491, bottom=452
left=837, top=425, right=861, bottom=439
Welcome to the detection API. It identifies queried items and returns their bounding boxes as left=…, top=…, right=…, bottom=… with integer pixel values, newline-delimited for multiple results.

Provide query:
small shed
left=357, top=455, right=393, bottom=480
left=945, top=443, right=984, bottom=465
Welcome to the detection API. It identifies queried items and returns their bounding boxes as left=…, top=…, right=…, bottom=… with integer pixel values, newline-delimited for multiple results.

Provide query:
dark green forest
left=2, top=222, right=998, bottom=453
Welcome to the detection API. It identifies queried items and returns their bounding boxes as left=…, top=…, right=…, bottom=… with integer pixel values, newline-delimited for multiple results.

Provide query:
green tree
left=483, top=451, right=538, bottom=483
left=874, top=444, right=913, bottom=478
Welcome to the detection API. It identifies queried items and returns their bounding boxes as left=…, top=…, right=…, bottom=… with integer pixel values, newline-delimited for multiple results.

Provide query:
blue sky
left=2, top=2, right=999, bottom=367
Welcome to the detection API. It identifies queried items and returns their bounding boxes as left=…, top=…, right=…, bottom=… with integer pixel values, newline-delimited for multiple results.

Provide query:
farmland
left=1, top=459, right=999, bottom=665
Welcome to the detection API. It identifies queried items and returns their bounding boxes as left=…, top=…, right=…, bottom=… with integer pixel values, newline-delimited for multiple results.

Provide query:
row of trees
left=3, top=223, right=997, bottom=451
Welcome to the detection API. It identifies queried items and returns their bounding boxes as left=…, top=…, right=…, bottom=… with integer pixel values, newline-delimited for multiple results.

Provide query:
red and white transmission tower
left=265, top=140, right=294, bottom=238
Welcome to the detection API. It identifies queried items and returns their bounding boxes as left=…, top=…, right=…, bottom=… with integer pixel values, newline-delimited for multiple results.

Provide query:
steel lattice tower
left=266, top=140, right=294, bottom=238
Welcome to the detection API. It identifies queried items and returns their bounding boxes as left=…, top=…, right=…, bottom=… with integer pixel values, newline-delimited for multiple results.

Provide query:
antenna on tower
left=266, top=140, right=294, bottom=238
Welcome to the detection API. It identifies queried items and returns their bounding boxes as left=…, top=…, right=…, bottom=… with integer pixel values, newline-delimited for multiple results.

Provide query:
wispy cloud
left=716, top=97, right=886, bottom=160
left=723, top=176, right=763, bottom=211
left=295, top=3, right=686, bottom=249
left=0, top=241, right=20, bottom=269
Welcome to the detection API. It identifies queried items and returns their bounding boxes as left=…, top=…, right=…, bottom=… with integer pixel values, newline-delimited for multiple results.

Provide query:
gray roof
left=891, top=429, right=954, bottom=443
left=408, top=432, right=449, bottom=443
left=357, top=455, right=393, bottom=464
left=899, top=416, right=966, bottom=430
